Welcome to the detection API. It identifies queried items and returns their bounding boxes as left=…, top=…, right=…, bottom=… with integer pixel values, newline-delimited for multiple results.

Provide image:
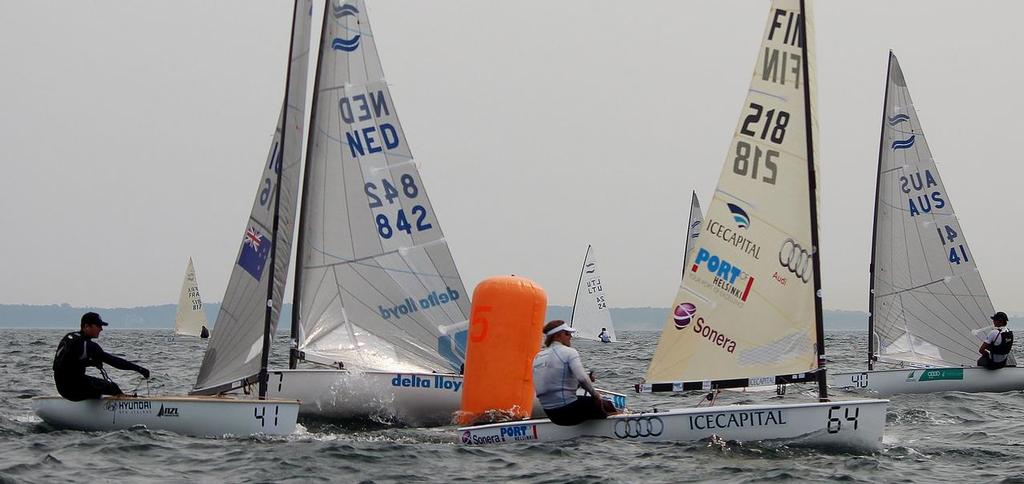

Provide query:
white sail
left=193, top=0, right=314, bottom=393
left=682, top=191, right=704, bottom=278
left=174, top=258, right=208, bottom=337
left=646, top=0, right=822, bottom=385
left=293, top=0, right=470, bottom=373
left=569, top=245, right=616, bottom=342
left=869, top=52, right=996, bottom=368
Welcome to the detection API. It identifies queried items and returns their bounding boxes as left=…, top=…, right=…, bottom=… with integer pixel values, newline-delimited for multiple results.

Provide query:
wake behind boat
left=461, top=0, right=886, bottom=450
left=830, top=52, right=1023, bottom=396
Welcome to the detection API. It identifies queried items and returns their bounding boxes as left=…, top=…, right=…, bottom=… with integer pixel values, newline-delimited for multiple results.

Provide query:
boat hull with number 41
left=459, top=400, right=886, bottom=451
left=32, top=395, right=299, bottom=437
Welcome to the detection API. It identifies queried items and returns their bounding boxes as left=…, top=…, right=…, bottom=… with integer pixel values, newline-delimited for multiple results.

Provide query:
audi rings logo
left=613, top=416, right=664, bottom=438
left=778, top=238, right=812, bottom=283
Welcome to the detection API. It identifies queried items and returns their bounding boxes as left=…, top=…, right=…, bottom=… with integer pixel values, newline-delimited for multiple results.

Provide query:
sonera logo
left=461, top=430, right=472, bottom=444
left=673, top=302, right=697, bottom=329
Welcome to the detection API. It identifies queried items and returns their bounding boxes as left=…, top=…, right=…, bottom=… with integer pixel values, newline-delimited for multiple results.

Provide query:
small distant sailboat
left=174, top=258, right=210, bottom=339
left=682, top=192, right=703, bottom=279
left=569, top=245, right=617, bottom=343
left=830, top=52, right=1024, bottom=395
left=460, top=0, right=887, bottom=450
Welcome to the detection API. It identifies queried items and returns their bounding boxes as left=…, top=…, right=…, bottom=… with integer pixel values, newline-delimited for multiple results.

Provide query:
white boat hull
left=32, top=395, right=299, bottom=437
left=458, top=399, right=888, bottom=452
left=266, top=369, right=628, bottom=427
left=831, top=366, right=1024, bottom=396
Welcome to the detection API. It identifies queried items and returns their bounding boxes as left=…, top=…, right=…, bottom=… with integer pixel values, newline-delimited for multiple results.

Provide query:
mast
left=290, top=0, right=330, bottom=370
left=866, top=52, right=893, bottom=371
left=568, top=244, right=591, bottom=327
left=259, top=0, right=302, bottom=399
left=797, top=0, right=827, bottom=402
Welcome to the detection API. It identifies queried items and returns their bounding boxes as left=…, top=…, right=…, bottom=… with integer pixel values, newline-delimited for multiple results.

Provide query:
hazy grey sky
left=1, top=1, right=1021, bottom=311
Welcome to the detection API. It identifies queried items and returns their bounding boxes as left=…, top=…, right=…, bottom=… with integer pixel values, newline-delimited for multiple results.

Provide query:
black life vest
left=53, top=331, right=85, bottom=372
left=991, top=329, right=1014, bottom=356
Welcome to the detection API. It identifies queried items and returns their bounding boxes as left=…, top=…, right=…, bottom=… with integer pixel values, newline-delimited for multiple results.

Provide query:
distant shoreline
left=0, top=303, right=874, bottom=331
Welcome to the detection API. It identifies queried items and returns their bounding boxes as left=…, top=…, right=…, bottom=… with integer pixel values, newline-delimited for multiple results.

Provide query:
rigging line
left=295, top=266, right=333, bottom=349
left=892, top=275, right=979, bottom=344
left=874, top=278, right=947, bottom=298
left=899, top=289, right=982, bottom=355
left=307, top=244, right=462, bottom=280
left=341, top=261, right=456, bottom=366
left=937, top=278, right=994, bottom=336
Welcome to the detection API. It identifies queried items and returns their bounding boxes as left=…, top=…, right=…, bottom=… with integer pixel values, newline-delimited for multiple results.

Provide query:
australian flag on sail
left=238, top=225, right=272, bottom=280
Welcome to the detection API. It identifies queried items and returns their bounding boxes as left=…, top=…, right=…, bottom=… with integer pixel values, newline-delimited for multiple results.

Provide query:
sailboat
left=830, top=52, right=1024, bottom=395
left=682, top=191, right=703, bottom=278
left=174, top=257, right=210, bottom=339
left=260, top=0, right=625, bottom=426
left=32, top=0, right=312, bottom=437
left=569, top=245, right=617, bottom=343
left=459, top=0, right=887, bottom=450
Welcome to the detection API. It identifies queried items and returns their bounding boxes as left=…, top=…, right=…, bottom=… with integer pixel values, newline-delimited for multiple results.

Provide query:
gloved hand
left=138, top=367, right=151, bottom=379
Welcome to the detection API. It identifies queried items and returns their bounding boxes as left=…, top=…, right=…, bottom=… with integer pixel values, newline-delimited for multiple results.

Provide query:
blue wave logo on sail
left=332, top=2, right=359, bottom=18
left=331, top=3, right=361, bottom=52
left=887, top=114, right=910, bottom=126
left=726, top=203, right=750, bottom=229
left=891, top=135, right=916, bottom=150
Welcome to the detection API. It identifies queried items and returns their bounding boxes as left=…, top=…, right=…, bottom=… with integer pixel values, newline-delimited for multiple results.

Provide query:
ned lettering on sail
left=340, top=89, right=401, bottom=157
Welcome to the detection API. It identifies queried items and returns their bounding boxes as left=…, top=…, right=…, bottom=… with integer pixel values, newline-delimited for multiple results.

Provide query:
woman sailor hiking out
left=532, top=320, right=617, bottom=425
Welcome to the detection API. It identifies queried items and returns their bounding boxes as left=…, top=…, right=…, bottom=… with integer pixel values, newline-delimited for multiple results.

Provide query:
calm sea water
left=3, top=328, right=1024, bottom=483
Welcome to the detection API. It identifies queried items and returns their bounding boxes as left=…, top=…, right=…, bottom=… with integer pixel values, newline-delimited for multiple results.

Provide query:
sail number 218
left=734, top=103, right=789, bottom=185
left=364, top=174, right=433, bottom=239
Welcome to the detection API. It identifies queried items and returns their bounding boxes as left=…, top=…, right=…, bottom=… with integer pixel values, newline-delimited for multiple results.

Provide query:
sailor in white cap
left=532, top=320, right=616, bottom=425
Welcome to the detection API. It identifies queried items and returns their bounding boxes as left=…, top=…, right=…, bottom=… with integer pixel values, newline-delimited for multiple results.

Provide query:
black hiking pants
left=55, top=375, right=123, bottom=401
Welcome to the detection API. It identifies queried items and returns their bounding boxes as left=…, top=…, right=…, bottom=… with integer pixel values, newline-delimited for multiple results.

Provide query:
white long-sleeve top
left=533, top=341, right=589, bottom=409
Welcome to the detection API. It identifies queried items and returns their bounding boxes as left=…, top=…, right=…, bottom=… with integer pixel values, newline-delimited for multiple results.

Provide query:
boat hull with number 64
left=459, top=399, right=887, bottom=451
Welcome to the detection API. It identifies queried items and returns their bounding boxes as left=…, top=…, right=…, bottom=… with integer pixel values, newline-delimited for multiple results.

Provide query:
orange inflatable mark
left=458, top=275, right=546, bottom=425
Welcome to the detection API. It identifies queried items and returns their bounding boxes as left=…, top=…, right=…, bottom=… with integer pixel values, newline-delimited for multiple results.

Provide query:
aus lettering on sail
left=899, top=169, right=946, bottom=217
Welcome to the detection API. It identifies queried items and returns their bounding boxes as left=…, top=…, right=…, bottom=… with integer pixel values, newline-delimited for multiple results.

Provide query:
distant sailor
left=978, top=311, right=1013, bottom=370
left=533, top=320, right=616, bottom=426
left=52, top=312, right=150, bottom=401
left=598, top=328, right=611, bottom=344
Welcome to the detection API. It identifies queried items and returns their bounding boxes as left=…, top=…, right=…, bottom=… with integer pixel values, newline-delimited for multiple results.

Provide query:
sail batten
left=646, top=0, right=821, bottom=386
left=869, top=52, right=998, bottom=368
left=295, top=0, right=470, bottom=373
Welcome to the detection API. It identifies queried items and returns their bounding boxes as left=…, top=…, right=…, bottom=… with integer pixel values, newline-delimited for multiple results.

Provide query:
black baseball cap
left=992, top=312, right=1009, bottom=323
left=81, top=312, right=109, bottom=326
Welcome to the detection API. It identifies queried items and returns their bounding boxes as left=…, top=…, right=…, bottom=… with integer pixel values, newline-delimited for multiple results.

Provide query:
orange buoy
left=458, top=275, right=546, bottom=425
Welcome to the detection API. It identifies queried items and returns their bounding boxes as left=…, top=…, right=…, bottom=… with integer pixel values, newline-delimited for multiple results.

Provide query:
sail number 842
left=364, top=174, right=433, bottom=239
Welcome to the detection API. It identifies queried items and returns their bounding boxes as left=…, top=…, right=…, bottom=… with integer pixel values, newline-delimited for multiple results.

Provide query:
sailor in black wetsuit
left=52, top=312, right=150, bottom=401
